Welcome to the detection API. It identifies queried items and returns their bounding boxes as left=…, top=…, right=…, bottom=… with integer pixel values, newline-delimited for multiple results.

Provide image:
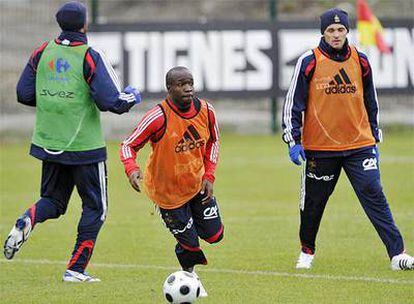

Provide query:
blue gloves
left=289, top=144, right=306, bottom=166
left=124, top=85, right=141, bottom=104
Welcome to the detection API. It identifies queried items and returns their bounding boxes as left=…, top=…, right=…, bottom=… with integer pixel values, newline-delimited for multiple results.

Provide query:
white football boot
left=296, top=251, right=314, bottom=269
left=192, top=271, right=208, bottom=298
left=391, top=253, right=414, bottom=270
left=62, top=270, right=101, bottom=282
left=4, top=216, right=32, bottom=260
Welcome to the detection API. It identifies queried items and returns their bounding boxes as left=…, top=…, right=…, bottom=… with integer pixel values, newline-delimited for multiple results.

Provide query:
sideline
left=1, top=258, right=413, bottom=285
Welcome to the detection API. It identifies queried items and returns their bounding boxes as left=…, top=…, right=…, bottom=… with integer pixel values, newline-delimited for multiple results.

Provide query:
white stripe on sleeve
left=123, top=108, right=163, bottom=147
left=119, top=93, right=136, bottom=103
left=283, top=50, right=312, bottom=144
left=207, top=102, right=220, bottom=140
left=209, top=142, right=219, bottom=163
left=95, top=48, right=121, bottom=92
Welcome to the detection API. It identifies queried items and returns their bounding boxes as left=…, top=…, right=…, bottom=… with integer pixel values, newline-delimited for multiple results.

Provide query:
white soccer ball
left=163, top=271, right=200, bottom=304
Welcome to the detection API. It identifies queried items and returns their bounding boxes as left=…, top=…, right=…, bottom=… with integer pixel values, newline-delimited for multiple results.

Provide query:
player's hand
left=200, top=179, right=213, bottom=203
left=289, top=144, right=306, bottom=166
left=124, top=85, right=142, bottom=104
left=128, top=169, right=143, bottom=193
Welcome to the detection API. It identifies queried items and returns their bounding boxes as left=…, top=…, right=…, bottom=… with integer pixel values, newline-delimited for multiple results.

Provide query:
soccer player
left=282, top=8, right=413, bottom=270
left=120, top=66, right=224, bottom=296
left=3, top=1, right=141, bottom=282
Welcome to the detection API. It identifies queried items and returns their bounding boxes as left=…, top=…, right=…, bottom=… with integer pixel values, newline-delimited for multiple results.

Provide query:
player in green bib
left=33, top=41, right=105, bottom=152
left=4, top=1, right=142, bottom=282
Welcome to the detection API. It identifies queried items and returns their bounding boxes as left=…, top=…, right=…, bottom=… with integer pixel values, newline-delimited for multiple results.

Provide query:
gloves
left=289, top=144, right=306, bottom=166
left=124, top=85, right=141, bottom=104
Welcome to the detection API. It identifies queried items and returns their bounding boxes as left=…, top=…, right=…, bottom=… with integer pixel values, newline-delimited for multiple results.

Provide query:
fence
left=1, top=0, right=413, bottom=137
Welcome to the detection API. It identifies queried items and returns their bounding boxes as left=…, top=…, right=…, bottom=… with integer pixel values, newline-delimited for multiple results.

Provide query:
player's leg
left=298, top=156, right=341, bottom=268
left=159, top=202, right=209, bottom=297
left=188, top=193, right=223, bottom=297
left=343, top=147, right=412, bottom=270
left=159, top=203, right=207, bottom=270
left=4, top=161, right=74, bottom=259
left=63, top=161, right=107, bottom=282
left=189, top=192, right=224, bottom=245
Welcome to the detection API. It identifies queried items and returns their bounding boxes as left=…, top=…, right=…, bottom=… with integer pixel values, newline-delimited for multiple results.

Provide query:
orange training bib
left=302, top=46, right=375, bottom=151
left=144, top=99, right=210, bottom=209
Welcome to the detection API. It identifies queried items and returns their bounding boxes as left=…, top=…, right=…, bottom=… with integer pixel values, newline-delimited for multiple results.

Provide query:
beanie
left=320, top=8, right=349, bottom=34
left=56, top=1, right=87, bottom=32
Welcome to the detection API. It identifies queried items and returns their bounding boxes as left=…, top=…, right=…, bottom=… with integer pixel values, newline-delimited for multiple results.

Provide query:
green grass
left=1, top=132, right=413, bottom=303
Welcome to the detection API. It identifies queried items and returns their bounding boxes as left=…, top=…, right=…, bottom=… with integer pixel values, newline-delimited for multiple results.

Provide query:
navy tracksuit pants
left=159, top=192, right=224, bottom=270
left=23, top=161, right=107, bottom=272
left=300, top=147, right=404, bottom=259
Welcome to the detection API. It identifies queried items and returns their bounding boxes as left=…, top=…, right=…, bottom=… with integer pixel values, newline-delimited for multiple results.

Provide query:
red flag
left=357, top=0, right=391, bottom=53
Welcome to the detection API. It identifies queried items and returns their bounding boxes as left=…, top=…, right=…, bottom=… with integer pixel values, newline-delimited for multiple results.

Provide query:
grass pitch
left=1, top=132, right=413, bottom=303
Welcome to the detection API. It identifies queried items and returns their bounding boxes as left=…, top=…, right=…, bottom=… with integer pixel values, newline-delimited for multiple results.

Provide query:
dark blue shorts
left=159, top=192, right=224, bottom=251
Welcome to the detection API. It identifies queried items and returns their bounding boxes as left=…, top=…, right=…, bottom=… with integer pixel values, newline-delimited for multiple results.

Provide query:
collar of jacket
left=57, top=31, right=88, bottom=45
left=318, top=37, right=351, bottom=62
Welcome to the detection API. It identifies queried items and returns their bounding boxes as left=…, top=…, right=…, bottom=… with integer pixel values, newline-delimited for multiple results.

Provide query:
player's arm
left=202, top=102, right=220, bottom=200
left=120, top=106, right=165, bottom=192
left=358, top=51, right=382, bottom=143
left=16, top=41, right=48, bottom=107
left=85, top=48, right=141, bottom=115
left=281, top=51, right=315, bottom=147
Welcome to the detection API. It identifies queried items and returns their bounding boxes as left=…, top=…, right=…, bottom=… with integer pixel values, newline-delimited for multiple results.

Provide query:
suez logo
left=40, top=89, right=75, bottom=99
left=175, top=125, right=205, bottom=153
left=171, top=217, right=194, bottom=235
left=317, top=68, right=357, bottom=95
left=306, top=172, right=335, bottom=181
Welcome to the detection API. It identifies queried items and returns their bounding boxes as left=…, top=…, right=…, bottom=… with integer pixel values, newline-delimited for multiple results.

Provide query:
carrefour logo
left=48, top=58, right=71, bottom=73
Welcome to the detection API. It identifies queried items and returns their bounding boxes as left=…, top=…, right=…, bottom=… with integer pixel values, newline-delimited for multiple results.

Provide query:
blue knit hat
left=56, top=1, right=87, bottom=31
left=320, top=8, right=349, bottom=34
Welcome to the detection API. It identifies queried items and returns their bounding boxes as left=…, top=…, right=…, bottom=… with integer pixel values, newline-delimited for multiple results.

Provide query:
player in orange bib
left=282, top=8, right=413, bottom=270
left=120, top=66, right=224, bottom=296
